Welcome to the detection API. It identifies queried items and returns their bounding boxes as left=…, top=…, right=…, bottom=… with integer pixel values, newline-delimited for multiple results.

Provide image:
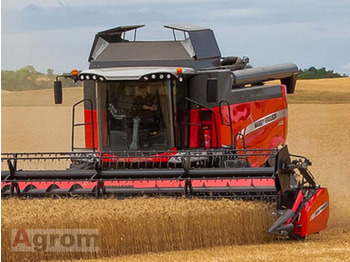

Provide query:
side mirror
left=54, top=81, right=63, bottom=104
left=206, top=78, right=218, bottom=102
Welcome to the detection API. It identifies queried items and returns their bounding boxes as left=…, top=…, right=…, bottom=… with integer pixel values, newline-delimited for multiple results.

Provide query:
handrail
left=72, top=99, right=95, bottom=152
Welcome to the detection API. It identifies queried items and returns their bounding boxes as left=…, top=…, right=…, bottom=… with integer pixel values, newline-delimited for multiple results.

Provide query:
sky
left=1, top=0, right=350, bottom=75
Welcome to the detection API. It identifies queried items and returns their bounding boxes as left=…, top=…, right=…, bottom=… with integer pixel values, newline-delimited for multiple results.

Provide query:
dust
left=288, top=103, right=350, bottom=226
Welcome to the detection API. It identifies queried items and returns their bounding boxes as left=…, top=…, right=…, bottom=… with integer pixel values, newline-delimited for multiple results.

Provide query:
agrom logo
left=11, top=229, right=99, bottom=252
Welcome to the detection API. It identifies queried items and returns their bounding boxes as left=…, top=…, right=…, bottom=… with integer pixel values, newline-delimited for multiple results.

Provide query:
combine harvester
left=1, top=24, right=329, bottom=238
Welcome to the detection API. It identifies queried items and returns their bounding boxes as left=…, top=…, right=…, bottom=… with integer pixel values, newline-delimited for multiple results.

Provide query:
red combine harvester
left=1, top=25, right=329, bottom=238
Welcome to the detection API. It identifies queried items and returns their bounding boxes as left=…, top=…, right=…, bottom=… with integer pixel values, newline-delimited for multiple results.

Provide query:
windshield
left=97, top=80, right=174, bottom=151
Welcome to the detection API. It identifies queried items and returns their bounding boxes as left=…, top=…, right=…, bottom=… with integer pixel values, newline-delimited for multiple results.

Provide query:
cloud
left=209, top=8, right=262, bottom=19
left=2, top=0, right=350, bottom=75
left=2, top=2, right=207, bottom=34
left=1, top=27, right=97, bottom=73
left=24, top=4, right=42, bottom=11
left=2, top=0, right=214, bottom=10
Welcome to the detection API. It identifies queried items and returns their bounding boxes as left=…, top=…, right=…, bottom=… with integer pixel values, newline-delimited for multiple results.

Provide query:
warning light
left=176, top=67, right=183, bottom=74
left=71, top=69, right=78, bottom=76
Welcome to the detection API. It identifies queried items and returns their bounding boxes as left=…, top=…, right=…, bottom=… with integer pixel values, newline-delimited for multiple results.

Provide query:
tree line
left=1, top=65, right=348, bottom=91
left=1, top=66, right=81, bottom=91
left=298, top=67, right=348, bottom=79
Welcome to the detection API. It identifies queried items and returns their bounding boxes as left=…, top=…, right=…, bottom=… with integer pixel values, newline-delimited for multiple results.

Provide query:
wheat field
left=1, top=198, right=274, bottom=261
left=1, top=78, right=350, bottom=261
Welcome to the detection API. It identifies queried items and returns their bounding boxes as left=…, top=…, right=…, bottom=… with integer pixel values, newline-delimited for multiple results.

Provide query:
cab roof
left=88, top=24, right=221, bottom=70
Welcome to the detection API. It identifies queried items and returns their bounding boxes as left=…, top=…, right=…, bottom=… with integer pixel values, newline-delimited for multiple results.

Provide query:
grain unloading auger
left=1, top=24, right=329, bottom=238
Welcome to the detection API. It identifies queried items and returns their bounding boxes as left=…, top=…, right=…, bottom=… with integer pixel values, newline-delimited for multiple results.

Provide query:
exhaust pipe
left=232, top=63, right=298, bottom=93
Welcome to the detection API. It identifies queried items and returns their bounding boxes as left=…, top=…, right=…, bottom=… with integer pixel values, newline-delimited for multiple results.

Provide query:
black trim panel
left=228, top=85, right=282, bottom=105
left=83, top=81, right=96, bottom=110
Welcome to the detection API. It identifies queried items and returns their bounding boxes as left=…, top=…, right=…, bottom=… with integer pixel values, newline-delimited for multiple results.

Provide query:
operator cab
left=53, top=24, right=297, bottom=155
left=98, top=79, right=174, bottom=151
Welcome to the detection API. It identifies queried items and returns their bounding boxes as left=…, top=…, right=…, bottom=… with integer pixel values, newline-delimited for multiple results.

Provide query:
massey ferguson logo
left=11, top=229, right=99, bottom=252
left=242, top=109, right=287, bottom=136
left=310, top=202, right=329, bottom=221
left=254, top=113, right=277, bottom=129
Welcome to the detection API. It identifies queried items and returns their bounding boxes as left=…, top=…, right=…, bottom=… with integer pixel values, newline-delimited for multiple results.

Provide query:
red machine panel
left=294, top=188, right=330, bottom=237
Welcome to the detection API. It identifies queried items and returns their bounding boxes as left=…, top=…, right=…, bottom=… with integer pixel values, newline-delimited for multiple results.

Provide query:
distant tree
left=20, top=65, right=37, bottom=75
left=298, top=67, right=346, bottom=79
left=47, top=68, right=54, bottom=77
left=308, top=66, right=317, bottom=73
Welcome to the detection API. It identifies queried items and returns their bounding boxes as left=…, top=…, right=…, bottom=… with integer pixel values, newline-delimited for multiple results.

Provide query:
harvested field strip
left=1, top=198, right=274, bottom=261
left=267, top=78, right=350, bottom=104
left=1, top=87, right=83, bottom=107
left=287, top=89, right=350, bottom=104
